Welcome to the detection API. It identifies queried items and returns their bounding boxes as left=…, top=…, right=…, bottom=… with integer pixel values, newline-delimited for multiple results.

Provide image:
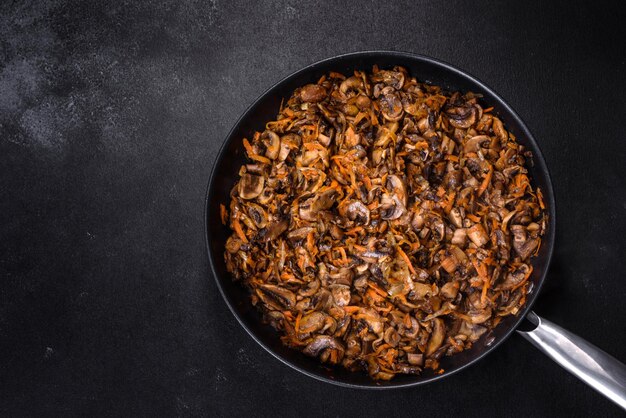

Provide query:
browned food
left=222, top=66, right=546, bottom=380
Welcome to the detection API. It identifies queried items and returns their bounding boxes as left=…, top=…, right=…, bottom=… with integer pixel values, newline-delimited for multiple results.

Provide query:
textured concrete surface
left=1, top=0, right=625, bottom=416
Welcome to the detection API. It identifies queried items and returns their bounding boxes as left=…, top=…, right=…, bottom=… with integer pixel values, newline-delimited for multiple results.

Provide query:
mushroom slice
left=467, top=307, right=492, bottom=324
left=374, top=70, right=405, bottom=90
left=358, top=308, right=384, bottom=335
left=511, top=225, right=538, bottom=259
left=238, top=174, right=265, bottom=200
left=300, top=84, right=327, bottom=103
left=287, top=226, right=316, bottom=243
left=379, top=87, right=404, bottom=121
left=379, top=193, right=406, bottom=220
left=256, top=284, right=296, bottom=310
left=384, top=327, right=401, bottom=347
left=445, top=105, right=476, bottom=129
left=339, top=76, right=363, bottom=94
left=464, top=135, right=491, bottom=153
left=278, top=133, right=301, bottom=161
left=499, top=264, right=531, bottom=290
left=440, top=281, right=460, bottom=299
left=458, top=321, right=488, bottom=342
left=330, top=284, right=351, bottom=307
left=448, top=208, right=464, bottom=228
left=407, top=353, right=424, bottom=366
left=303, top=335, right=346, bottom=363
left=259, top=219, right=289, bottom=242
left=426, top=318, right=445, bottom=356
left=299, top=311, right=326, bottom=334
left=339, top=200, right=370, bottom=225
left=299, top=188, right=338, bottom=221
left=247, top=203, right=268, bottom=229
left=262, top=130, right=281, bottom=160
left=467, top=224, right=489, bottom=247
left=385, top=175, right=407, bottom=207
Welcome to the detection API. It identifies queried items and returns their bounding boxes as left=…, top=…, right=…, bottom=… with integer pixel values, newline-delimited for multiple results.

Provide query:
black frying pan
left=205, top=51, right=626, bottom=406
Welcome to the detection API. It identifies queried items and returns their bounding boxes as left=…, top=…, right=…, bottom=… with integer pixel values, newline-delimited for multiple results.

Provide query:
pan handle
left=517, top=311, right=626, bottom=410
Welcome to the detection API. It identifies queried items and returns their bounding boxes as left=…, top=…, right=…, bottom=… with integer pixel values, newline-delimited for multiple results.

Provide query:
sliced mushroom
left=407, top=353, right=424, bottom=366
left=445, top=105, right=476, bottom=129
left=448, top=208, right=464, bottom=228
left=299, top=311, right=326, bottom=334
left=238, top=174, right=265, bottom=200
left=386, top=175, right=407, bottom=207
left=299, top=188, right=338, bottom=221
left=300, top=84, right=327, bottom=103
left=426, top=318, right=445, bottom=356
left=458, top=321, right=488, bottom=342
left=247, top=203, right=268, bottom=229
left=339, top=200, right=371, bottom=225
left=379, top=87, right=404, bottom=121
left=451, top=228, right=467, bottom=247
left=287, top=226, right=316, bottom=243
left=256, top=284, right=296, bottom=310
left=340, top=76, right=363, bottom=94
left=467, top=307, right=492, bottom=324
left=492, top=117, right=508, bottom=142
left=494, top=229, right=510, bottom=260
left=262, top=130, right=281, bottom=160
left=499, top=264, right=531, bottom=290
left=330, top=284, right=351, bottom=307
left=303, top=335, right=346, bottom=363
left=467, top=224, right=489, bottom=247
left=440, top=281, right=460, bottom=299
left=511, top=225, right=539, bottom=259
left=384, top=327, right=401, bottom=347
left=359, top=308, right=384, bottom=335
left=464, top=135, right=491, bottom=153
left=259, top=219, right=289, bottom=242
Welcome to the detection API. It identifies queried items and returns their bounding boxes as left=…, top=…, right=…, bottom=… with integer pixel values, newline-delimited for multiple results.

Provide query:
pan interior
left=205, top=51, right=555, bottom=388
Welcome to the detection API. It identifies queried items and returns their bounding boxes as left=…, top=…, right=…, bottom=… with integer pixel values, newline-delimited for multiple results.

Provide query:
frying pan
left=205, top=51, right=626, bottom=408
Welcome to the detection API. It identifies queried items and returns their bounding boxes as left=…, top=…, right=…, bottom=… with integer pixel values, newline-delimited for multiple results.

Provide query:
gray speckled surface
left=1, top=0, right=625, bottom=416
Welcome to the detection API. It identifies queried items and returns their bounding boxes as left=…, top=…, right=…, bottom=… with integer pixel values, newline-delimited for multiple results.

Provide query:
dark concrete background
left=1, top=0, right=625, bottom=416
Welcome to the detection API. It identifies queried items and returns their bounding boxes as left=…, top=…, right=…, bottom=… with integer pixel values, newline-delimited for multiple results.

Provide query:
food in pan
left=222, top=66, right=546, bottom=380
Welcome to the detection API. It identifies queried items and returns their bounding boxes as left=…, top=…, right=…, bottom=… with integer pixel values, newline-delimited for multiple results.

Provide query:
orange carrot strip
left=477, top=165, right=493, bottom=197
left=232, top=218, right=248, bottom=243
left=396, top=246, right=416, bottom=275
left=480, top=278, right=490, bottom=306
left=220, top=204, right=228, bottom=225
left=466, top=213, right=481, bottom=223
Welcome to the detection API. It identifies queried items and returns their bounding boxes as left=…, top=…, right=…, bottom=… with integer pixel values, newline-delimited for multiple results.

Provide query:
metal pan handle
left=517, top=311, right=626, bottom=410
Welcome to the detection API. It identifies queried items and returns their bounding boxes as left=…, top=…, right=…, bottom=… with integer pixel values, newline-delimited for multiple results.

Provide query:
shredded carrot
left=242, top=138, right=254, bottom=157
left=345, top=226, right=364, bottom=237
left=471, top=258, right=489, bottom=281
left=220, top=204, right=228, bottom=225
left=366, top=288, right=386, bottom=303
left=249, top=154, right=271, bottom=164
left=232, top=218, right=248, bottom=243
left=537, top=188, right=546, bottom=210
left=294, top=311, right=303, bottom=334
left=375, top=343, right=391, bottom=355
left=367, top=282, right=388, bottom=298
left=396, top=246, right=416, bottom=275
left=466, top=213, right=481, bottom=223
left=343, top=306, right=360, bottom=314
left=477, top=164, right=493, bottom=197
left=480, top=277, right=490, bottom=306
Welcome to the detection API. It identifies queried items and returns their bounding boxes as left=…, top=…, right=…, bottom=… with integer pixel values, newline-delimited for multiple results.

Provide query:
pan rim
left=204, top=50, right=556, bottom=389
